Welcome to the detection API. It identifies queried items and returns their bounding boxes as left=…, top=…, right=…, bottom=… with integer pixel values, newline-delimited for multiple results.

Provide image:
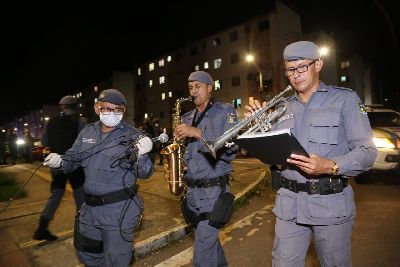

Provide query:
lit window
left=215, top=80, right=221, bottom=91
left=195, top=65, right=200, bottom=71
left=168, top=91, right=172, bottom=97
left=167, top=56, right=172, bottom=62
left=161, top=93, right=166, bottom=100
left=137, top=68, right=142, bottom=76
left=204, top=62, right=209, bottom=69
left=233, top=98, right=242, bottom=109
left=340, top=76, right=347, bottom=82
left=159, top=76, right=165, bottom=84
left=214, top=58, right=222, bottom=69
left=149, top=62, right=155, bottom=71
left=159, top=59, right=165, bottom=67
left=144, top=113, right=148, bottom=119
left=340, top=61, right=350, bottom=69
left=94, top=86, right=98, bottom=92
left=149, top=80, right=153, bottom=87
left=94, top=98, right=98, bottom=103
left=79, top=103, right=82, bottom=107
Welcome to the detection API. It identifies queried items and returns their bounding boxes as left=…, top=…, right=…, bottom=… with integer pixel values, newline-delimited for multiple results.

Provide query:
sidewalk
left=0, top=158, right=267, bottom=267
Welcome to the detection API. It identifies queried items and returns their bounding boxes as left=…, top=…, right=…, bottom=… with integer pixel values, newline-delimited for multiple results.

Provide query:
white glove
left=44, top=153, right=62, bottom=168
left=136, top=136, right=153, bottom=157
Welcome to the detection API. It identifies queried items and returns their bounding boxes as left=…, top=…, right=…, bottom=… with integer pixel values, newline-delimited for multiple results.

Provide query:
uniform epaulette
left=286, top=94, right=296, bottom=102
left=331, top=86, right=353, bottom=92
left=182, top=110, right=193, bottom=118
left=215, top=102, right=234, bottom=109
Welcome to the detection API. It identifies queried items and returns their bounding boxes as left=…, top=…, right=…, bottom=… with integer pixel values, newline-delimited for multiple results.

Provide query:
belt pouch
left=180, top=197, right=199, bottom=228
left=208, top=192, right=235, bottom=229
left=73, top=212, right=103, bottom=253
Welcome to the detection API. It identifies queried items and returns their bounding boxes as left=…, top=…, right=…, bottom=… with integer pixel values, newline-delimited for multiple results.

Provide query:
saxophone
left=160, top=96, right=193, bottom=195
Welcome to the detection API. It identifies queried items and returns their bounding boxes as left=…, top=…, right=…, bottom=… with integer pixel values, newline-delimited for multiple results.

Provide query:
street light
left=245, top=54, right=264, bottom=101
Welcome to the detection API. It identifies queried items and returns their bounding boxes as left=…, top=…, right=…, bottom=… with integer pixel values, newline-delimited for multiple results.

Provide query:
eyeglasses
left=98, top=106, right=125, bottom=115
left=284, top=60, right=317, bottom=77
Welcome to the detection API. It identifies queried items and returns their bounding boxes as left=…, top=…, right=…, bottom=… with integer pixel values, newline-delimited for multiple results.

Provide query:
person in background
left=246, top=40, right=377, bottom=266
left=44, top=89, right=154, bottom=266
left=33, top=95, right=87, bottom=241
left=8, top=129, right=17, bottom=165
left=23, top=128, right=33, bottom=163
left=175, top=71, right=237, bottom=266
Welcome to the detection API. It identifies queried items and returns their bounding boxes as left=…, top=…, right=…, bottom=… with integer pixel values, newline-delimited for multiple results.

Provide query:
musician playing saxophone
left=174, top=70, right=237, bottom=267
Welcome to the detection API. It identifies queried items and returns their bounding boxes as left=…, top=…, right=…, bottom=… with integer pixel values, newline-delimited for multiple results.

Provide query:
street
left=134, top=172, right=400, bottom=267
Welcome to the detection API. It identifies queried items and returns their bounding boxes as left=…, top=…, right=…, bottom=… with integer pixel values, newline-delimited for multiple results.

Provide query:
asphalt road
left=134, top=172, right=400, bottom=267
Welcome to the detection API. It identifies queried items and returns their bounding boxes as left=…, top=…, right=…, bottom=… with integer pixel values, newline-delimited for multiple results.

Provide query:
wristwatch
left=330, top=161, right=339, bottom=176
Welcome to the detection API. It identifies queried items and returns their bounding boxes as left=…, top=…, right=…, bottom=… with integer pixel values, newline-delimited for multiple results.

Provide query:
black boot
left=33, top=216, right=58, bottom=241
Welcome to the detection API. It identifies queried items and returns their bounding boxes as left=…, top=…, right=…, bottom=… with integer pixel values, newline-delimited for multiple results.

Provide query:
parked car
left=31, top=138, right=45, bottom=161
left=355, top=106, right=400, bottom=183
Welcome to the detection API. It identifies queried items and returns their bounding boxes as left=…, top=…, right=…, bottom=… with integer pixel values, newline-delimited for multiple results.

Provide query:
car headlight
left=373, top=137, right=395, bottom=149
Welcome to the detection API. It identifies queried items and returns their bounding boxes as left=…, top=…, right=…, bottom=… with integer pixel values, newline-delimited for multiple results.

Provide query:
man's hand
left=287, top=154, right=336, bottom=176
left=44, top=153, right=62, bottom=168
left=136, top=136, right=153, bottom=157
left=244, top=99, right=266, bottom=118
left=174, top=124, right=201, bottom=141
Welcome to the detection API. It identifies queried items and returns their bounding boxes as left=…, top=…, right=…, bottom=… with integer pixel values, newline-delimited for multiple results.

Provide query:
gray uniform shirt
left=272, top=82, right=377, bottom=225
left=60, top=121, right=154, bottom=229
left=182, top=101, right=237, bottom=213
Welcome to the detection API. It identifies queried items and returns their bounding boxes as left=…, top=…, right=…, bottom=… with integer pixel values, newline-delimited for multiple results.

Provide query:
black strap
left=278, top=175, right=348, bottom=195
left=191, top=99, right=214, bottom=128
left=186, top=175, right=229, bottom=188
left=85, top=184, right=138, bottom=206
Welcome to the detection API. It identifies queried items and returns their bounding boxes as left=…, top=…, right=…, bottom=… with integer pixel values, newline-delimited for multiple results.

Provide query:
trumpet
left=203, top=85, right=292, bottom=158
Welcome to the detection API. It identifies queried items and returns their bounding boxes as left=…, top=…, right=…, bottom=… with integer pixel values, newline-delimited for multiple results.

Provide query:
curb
left=134, top=171, right=267, bottom=258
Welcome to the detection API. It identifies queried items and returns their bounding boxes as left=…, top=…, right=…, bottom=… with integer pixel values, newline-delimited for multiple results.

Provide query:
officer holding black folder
left=246, top=41, right=377, bottom=266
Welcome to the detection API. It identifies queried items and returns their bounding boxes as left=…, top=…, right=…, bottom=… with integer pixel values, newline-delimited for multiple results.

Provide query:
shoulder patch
left=226, top=112, right=238, bottom=124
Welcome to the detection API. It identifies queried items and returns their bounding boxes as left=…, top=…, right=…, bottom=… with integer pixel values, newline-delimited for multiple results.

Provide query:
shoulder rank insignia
left=358, top=103, right=367, bottom=114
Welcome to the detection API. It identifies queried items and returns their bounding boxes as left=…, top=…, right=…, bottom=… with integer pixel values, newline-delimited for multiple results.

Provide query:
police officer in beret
left=175, top=71, right=237, bottom=266
left=246, top=41, right=377, bottom=266
left=44, top=89, right=154, bottom=266
left=34, top=95, right=87, bottom=241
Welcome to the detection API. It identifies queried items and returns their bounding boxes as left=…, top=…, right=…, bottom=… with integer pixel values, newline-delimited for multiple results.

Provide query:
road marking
left=19, top=229, right=74, bottom=248
left=154, top=203, right=273, bottom=266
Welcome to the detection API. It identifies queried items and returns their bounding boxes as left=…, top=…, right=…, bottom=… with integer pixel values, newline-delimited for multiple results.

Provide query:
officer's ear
left=315, top=59, right=323, bottom=73
left=94, top=104, right=100, bottom=116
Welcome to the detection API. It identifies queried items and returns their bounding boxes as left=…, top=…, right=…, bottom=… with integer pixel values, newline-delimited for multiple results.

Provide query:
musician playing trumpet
left=174, top=70, right=237, bottom=267
left=245, top=41, right=376, bottom=267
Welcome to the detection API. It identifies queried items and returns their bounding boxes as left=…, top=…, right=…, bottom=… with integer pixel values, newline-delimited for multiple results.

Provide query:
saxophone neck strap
left=191, top=99, right=214, bottom=128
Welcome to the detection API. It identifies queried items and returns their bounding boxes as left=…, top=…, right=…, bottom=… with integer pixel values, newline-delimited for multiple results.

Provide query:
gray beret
left=283, top=41, right=320, bottom=61
left=98, top=89, right=127, bottom=106
left=188, top=71, right=214, bottom=85
left=59, top=95, right=76, bottom=105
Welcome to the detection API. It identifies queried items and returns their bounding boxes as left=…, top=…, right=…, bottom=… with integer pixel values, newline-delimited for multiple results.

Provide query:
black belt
left=278, top=175, right=348, bottom=195
left=85, top=184, right=138, bottom=206
left=186, top=175, right=229, bottom=188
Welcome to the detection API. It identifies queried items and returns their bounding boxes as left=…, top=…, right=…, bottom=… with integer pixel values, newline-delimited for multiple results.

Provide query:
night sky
left=1, top=0, right=398, bottom=124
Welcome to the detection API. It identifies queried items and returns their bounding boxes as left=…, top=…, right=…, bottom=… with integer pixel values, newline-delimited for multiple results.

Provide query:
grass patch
left=234, top=173, right=271, bottom=210
left=0, top=173, right=27, bottom=202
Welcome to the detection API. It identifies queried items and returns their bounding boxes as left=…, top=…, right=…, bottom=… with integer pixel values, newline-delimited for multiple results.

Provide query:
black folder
left=235, top=128, right=309, bottom=165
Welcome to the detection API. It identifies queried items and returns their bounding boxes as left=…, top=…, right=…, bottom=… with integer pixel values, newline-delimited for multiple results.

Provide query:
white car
left=367, top=106, right=400, bottom=172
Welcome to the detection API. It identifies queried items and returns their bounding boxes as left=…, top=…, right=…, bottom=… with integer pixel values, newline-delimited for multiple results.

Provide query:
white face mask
left=99, top=113, right=123, bottom=127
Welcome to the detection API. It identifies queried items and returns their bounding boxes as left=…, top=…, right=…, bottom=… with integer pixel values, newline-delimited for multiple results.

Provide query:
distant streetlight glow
left=245, top=53, right=264, bottom=101
left=320, top=46, right=329, bottom=57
